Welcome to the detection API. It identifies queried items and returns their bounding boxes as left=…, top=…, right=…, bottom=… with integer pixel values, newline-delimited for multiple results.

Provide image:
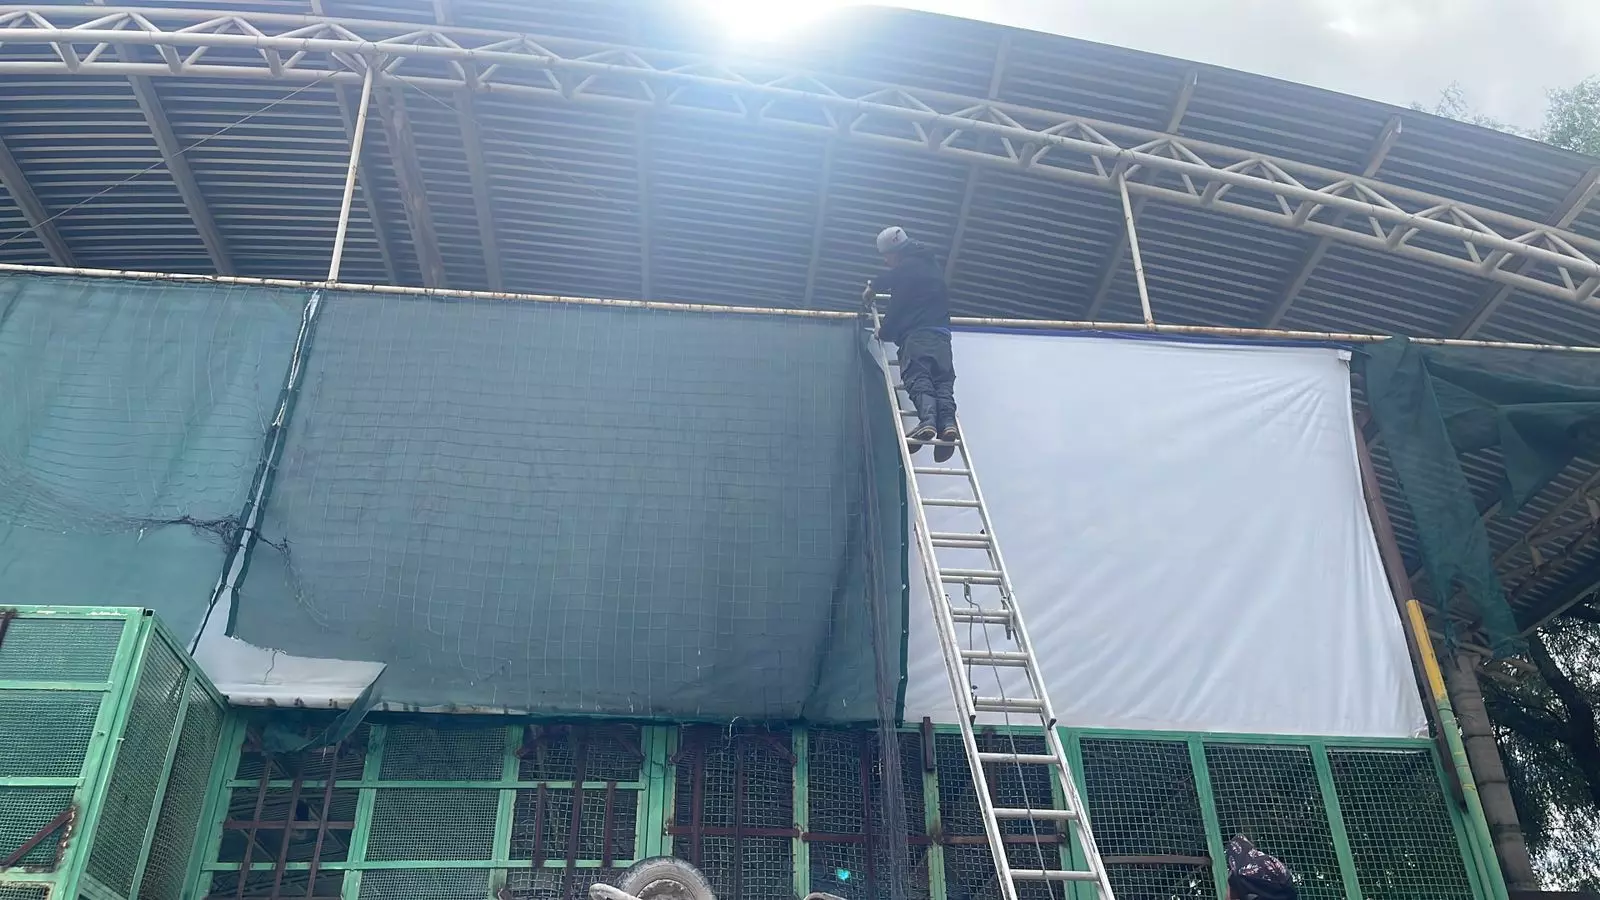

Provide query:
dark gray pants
left=898, top=328, right=956, bottom=430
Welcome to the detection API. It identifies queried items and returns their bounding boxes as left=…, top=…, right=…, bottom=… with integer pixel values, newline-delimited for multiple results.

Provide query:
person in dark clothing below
left=1225, top=835, right=1298, bottom=900
left=867, top=226, right=958, bottom=462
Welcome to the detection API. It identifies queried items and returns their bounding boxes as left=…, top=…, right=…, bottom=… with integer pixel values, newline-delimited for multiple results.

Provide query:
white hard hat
left=875, top=226, right=911, bottom=255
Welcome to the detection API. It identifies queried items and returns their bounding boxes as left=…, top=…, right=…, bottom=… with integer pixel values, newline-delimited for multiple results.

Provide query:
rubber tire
left=612, top=856, right=717, bottom=900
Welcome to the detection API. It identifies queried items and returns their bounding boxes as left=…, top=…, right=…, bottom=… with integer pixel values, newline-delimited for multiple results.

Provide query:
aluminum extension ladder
left=873, top=322, right=1116, bottom=900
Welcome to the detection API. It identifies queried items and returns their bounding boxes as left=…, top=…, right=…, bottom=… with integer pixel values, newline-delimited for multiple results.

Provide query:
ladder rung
left=977, top=752, right=1060, bottom=765
left=1010, top=869, right=1098, bottom=882
left=924, top=498, right=980, bottom=508
left=931, top=537, right=990, bottom=549
left=950, top=608, right=1012, bottom=624
left=913, top=466, right=971, bottom=476
left=941, top=567, right=1002, bottom=580
left=931, top=531, right=987, bottom=542
left=961, top=650, right=1029, bottom=667
left=993, top=807, right=1078, bottom=821
left=972, top=697, right=1044, bottom=713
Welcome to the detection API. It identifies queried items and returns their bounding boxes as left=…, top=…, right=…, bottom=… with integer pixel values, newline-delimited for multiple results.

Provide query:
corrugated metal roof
left=3, top=0, right=1600, bottom=637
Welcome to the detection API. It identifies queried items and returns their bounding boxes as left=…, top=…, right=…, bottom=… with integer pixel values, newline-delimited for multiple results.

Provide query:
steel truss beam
left=944, top=33, right=1012, bottom=286
left=1452, top=165, right=1600, bottom=338
left=3, top=9, right=1600, bottom=311
left=432, top=0, right=501, bottom=292
left=0, top=131, right=74, bottom=265
left=1262, top=115, right=1402, bottom=327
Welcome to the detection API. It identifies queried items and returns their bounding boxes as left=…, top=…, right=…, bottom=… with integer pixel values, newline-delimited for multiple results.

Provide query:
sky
left=698, top=0, right=1600, bottom=130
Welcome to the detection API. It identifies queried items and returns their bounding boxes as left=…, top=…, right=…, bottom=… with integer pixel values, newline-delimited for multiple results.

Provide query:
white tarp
left=193, top=329, right=1425, bottom=738
left=901, top=331, right=1426, bottom=738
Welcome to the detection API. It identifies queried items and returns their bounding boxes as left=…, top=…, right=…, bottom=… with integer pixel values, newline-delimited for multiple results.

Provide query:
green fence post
left=492, top=725, right=520, bottom=895
left=1309, top=741, right=1365, bottom=900
left=793, top=727, right=810, bottom=899
left=922, top=728, right=946, bottom=900
left=65, top=609, right=153, bottom=900
left=1188, top=738, right=1228, bottom=900
left=341, top=723, right=385, bottom=900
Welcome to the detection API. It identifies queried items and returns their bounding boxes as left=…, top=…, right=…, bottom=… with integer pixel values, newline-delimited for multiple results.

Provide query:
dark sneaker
left=933, top=425, right=959, bottom=462
left=907, top=423, right=936, bottom=452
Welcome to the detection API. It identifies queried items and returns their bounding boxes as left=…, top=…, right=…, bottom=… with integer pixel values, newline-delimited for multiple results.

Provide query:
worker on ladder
left=867, top=226, right=959, bottom=462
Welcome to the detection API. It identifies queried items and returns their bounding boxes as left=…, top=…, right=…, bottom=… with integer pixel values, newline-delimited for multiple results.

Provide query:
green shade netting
left=0, top=274, right=306, bottom=639
left=230, top=292, right=907, bottom=722
left=1360, top=336, right=1600, bottom=654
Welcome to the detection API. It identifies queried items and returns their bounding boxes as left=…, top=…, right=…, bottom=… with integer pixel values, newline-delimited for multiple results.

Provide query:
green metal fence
left=0, top=606, right=227, bottom=900
left=195, top=718, right=1487, bottom=900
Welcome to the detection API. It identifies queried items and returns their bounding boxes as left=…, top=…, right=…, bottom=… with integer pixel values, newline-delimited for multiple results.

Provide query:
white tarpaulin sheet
left=901, top=331, right=1426, bottom=738
left=192, top=329, right=1425, bottom=738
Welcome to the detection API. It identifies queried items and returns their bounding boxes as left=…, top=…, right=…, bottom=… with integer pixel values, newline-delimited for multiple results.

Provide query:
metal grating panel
left=0, top=691, right=100, bottom=778
left=1329, top=749, right=1477, bottom=899
left=519, top=727, right=643, bottom=784
left=85, top=639, right=187, bottom=896
left=1206, top=745, right=1344, bottom=900
left=0, top=617, right=124, bottom=682
left=671, top=728, right=795, bottom=900
left=0, top=885, right=50, bottom=900
left=139, top=680, right=224, bottom=900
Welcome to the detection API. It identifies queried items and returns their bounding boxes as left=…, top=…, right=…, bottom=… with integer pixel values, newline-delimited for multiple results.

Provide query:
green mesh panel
left=0, top=616, right=125, bottom=682
left=1078, top=738, right=1209, bottom=900
left=0, top=690, right=100, bottom=778
left=1329, top=749, right=1477, bottom=899
left=0, top=884, right=51, bottom=900
left=216, top=784, right=359, bottom=865
left=139, top=680, right=225, bottom=900
left=365, top=789, right=497, bottom=861
left=0, top=786, right=75, bottom=868
left=357, top=868, right=490, bottom=900
left=86, top=641, right=188, bottom=896
left=379, top=725, right=505, bottom=781
left=1205, top=745, right=1344, bottom=900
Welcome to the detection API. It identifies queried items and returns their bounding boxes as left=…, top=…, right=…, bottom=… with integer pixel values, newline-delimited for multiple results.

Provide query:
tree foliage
left=1412, top=73, right=1600, bottom=888
left=1542, top=76, right=1600, bottom=157
left=1480, top=607, right=1600, bottom=890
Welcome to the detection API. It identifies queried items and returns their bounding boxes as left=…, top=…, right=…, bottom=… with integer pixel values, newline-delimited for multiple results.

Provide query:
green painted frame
left=0, top=606, right=228, bottom=900
left=189, top=716, right=1497, bottom=900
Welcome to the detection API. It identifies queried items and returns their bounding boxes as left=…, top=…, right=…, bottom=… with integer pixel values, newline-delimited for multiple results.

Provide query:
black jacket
left=874, top=242, right=950, bottom=344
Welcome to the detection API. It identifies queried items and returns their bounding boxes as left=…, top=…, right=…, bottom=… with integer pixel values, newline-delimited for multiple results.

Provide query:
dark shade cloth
left=1358, top=336, right=1600, bottom=655
left=230, top=292, right=908, bottom=723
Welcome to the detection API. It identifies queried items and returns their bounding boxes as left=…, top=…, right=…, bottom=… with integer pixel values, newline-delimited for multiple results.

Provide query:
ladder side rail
left=869, top=321, right=1021, bottom=899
